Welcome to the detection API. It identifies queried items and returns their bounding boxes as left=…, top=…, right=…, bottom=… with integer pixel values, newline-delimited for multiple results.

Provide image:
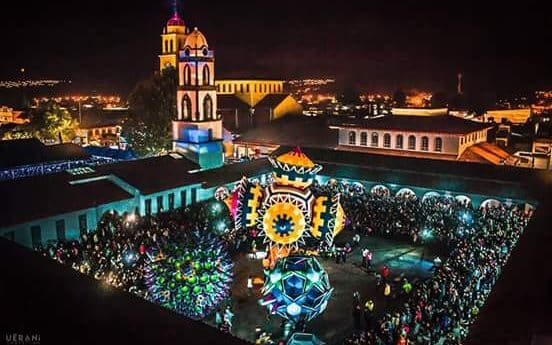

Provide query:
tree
left=2, top=104, right=77, bottom=142
left=393, top=89, right=406, bottom=107
left=38, top=105, right=78, bottom=143
left=123, top=67, right=177, bottom=157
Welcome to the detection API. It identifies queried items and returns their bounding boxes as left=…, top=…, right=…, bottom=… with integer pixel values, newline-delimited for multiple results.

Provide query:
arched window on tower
left=169, top=40, right=174, bottom=52
left=202, top=65, right=210, bottom=85
left=181, top=94, right=191, bottom=120
left=184, top=65, right=192, bottom=85
left=203, top=94, right=213, bottom=120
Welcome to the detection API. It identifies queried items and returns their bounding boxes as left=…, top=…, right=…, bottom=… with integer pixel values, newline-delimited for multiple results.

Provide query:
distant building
left=0, top=106, right=28, bottom=124
left=391, top=107, right=448, bottom=116
left=484, top=108, right=532, bottom=124
left=216, top=80, right=302, bottom=132
left=330, top=115, right=515, bottom=164
left=75, top=109, right=126, bottom=147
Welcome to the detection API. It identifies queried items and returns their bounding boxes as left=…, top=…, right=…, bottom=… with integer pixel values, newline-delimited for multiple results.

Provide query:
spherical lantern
left=259, top=255, right=333, bottom=323
left=145, top=233, right=233, bottom=320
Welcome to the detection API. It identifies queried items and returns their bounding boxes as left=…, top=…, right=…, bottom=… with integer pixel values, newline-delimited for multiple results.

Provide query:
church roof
left=331, top=115, right=493, bottom=135
left=167, top=13, right=185, bottom=27
left=184, top=27, right=208, bottom=48
left=255, top=94, right=291, bottom=109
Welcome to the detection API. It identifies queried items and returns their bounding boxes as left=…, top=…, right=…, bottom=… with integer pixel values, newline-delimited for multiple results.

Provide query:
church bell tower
left=159, top=3, right=187, bottom=71
left=172, top=27, right=224, bottom=169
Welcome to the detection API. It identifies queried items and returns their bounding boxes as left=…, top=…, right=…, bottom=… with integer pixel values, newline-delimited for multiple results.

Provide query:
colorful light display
left=226, top=147, right=345, bottom=250
left=145, top=233, right=233, bottom=320
left=259, top=255, right=333, bottom=323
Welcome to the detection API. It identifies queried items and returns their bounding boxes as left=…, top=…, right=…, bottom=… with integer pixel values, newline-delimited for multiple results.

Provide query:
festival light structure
left=259, top=255, right=333, bottom=323
left=145, top=233, right=233, bottom=320
left=225, top=147, right=345, bottom=252
left=223, top=147, right=344, bottom=326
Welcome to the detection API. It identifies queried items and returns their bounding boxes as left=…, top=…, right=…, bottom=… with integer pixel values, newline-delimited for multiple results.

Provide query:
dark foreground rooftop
left=0, top=138, right=90, bottom=169
left=0, top=238, right=248, bottom=345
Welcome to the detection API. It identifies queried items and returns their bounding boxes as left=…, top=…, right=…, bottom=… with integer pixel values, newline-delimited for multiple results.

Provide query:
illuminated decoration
left=259, top=255, right=333, bottom=323
left=225, top=147, right=345, bottom=250
left=145, top=233, right=233, bottom=320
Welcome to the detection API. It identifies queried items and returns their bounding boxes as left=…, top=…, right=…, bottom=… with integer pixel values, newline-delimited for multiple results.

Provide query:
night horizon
left=1, top=0, right=550, bottom=97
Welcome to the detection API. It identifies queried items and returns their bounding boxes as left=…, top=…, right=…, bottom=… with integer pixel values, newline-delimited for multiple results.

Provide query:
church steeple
left=159, top=1, right=187, bottom=71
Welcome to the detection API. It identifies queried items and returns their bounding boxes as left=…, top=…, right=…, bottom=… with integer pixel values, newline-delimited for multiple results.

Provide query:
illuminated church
left=159, top=8, right=223, bottom=169
left=159, top=6, right=302, bottom=168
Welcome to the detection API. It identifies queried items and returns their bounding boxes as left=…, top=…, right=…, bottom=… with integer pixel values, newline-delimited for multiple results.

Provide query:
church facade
left=159, top=11, right=224, bottom=170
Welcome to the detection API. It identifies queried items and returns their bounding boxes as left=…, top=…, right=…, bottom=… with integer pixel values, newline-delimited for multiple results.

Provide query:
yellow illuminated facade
left=216, top=80, right=285, bottom=107
left=391, top=107, right=448, bottom=116
left=484, top=108, right=532, bottom=124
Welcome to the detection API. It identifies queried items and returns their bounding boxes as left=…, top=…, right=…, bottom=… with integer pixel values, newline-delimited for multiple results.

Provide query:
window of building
left=78, top=214, right=87, bottom=236
left=180, top=190, right=187, bottom=207
left=184, top=65, right=192, bottom=85
left=371, top=132, right=379, bottom=147
left=254, top=84, right=257, bottom=92
left=202, top=65, right=210, bottom=85
left=348, top=131, right=356, bottom=145
left=246, top=84, right=250, bottom=93
left=383, top=133, right=391, bottom=148
left=164, top=40, right=168, bottom=53
left=222, top=84, right=226, bottom=92
left=360, top=132, right=368, bottom=146
left=145, top=199, right=152, bottom=215
left=460, top=137, right=464, bottom=145
left=203, top=94, right=213, bottom=120
left=182, top=95, right=191, bottom=120
left=396, top=134, right=403, bottom=149
left=240, top=84, right=244, bottom=93
left=169, top=40, right=174, bottom=52
left=31, top=225, right=41, bottom=248
left=157, top=195, right=164, bottom=213
left=408, top=135, right=416, bottom=150
left=56, top=220, right=66, bottom=241
left=421, top=136, right=429, bottom=151
left=435, top=137, right=443, bottom=152
left=3, top=231, right=15, bottom=241
left=168, top=193, right=175, bottom=210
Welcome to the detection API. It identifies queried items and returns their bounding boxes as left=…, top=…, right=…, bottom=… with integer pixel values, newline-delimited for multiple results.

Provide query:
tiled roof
left=331, top=115, right=493, bottom=135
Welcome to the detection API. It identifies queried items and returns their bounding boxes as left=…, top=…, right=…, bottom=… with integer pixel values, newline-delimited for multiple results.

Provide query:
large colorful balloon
left=144, top=233, right=233, bottom=320
left=259, top=255, right=333, bottom=323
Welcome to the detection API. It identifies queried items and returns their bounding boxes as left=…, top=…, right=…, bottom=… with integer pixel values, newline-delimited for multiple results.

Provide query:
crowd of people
left=37, top=177, right=534, bottom=345
left=38, top=200, right=231, bottom=297
left=318, top=181, right=534, bottom=345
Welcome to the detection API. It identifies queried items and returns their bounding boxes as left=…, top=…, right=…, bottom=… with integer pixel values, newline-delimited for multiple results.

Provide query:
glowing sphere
left=145, top=233, right=233, bottom=320
left=260, top=255, right=333, bottom=323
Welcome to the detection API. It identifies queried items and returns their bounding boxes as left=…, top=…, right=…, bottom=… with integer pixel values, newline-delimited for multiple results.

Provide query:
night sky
left=1, top=0, right=550, bottom=97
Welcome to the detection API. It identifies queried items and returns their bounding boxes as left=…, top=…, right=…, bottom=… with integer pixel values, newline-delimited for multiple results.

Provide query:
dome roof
left=167, top=13, right=185, bottom=27
left=184, top=27, right=208, bottom=48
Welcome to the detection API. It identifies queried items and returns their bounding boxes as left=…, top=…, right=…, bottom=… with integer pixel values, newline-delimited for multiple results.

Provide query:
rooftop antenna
left=457, top=73, right=463, bottom=95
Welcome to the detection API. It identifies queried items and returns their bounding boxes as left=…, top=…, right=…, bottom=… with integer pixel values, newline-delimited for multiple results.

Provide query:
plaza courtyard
left=210, top=233, right=442, bottom=344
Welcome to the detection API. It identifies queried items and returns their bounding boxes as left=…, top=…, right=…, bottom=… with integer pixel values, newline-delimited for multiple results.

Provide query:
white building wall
left=338, top=128, right=461, bottom=156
